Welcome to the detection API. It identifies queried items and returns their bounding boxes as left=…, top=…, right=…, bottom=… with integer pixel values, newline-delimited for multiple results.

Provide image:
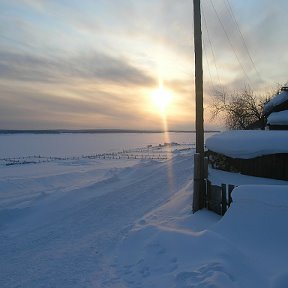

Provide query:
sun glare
left=151, top=86, right=173, bottom=113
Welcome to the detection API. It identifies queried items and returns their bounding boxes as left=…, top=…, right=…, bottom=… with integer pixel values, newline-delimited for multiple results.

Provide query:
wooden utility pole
left=192, top=0, right=205, bottom=213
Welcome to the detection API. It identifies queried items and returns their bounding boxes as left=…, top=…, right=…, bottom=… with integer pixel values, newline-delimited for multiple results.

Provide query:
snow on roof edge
left=267, top=110, right=288, bottom=125
left=206, top=130, right=288, bottom=159
left=264, top=88, right=288, bottom=114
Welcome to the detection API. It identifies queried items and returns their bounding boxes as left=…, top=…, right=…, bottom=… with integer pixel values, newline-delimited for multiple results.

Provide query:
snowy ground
left=1, top=134, right=288, bottom=287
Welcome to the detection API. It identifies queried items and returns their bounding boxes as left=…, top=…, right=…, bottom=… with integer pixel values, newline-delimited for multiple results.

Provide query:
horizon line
left=0, top=128, right=220, bottom=134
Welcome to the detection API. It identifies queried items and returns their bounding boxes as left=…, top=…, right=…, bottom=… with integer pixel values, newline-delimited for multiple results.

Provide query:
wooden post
left=206, top=179, right=211, bottom=209
left=228, top=184, right=234, bottom=207
left=192, top=0, right=205, bottom=213
left=221, top=184, right=227, bottom=215
left=204, top=157, right=208, bottom=178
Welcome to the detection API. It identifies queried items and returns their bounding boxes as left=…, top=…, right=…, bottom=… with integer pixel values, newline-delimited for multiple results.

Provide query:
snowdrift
left=112, top=185, right=288, bottom=288
left=215, top=185, right=288, bottom=288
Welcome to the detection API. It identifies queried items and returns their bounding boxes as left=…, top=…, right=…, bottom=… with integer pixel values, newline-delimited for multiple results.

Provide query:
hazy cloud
left=0, top=83, right=151, bottom=129
left=0, top=0, right=288, bottom=129
left=0, top=51, right=155, bottom=86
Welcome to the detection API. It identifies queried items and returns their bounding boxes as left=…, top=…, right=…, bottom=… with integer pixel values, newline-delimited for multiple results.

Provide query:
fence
left=1, top=144, right=195, bottom=167
left=206, top=180, right=236, bottom=215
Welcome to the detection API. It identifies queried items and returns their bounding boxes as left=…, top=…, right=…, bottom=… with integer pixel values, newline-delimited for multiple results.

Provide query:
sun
left=151, top=86, right=173, bottom=113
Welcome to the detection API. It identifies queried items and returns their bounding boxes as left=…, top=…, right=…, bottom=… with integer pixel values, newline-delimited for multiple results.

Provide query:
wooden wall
left=208, top=151, right=288, bottom=181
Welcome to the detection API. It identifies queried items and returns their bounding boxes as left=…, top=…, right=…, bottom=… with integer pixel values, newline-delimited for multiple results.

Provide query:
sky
left=0, top=0, right=288, bottom=130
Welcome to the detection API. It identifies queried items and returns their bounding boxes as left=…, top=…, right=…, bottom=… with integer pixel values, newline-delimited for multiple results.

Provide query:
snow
left=1, top=133, right=288, bottom=287
left=0, top=132, right=214, bottom=158
left=264, top=88, right=288, bottom=114
left=214, top=185, right=288, bottom=288
left=206, top=130, right=288, bottom=159
left=208, top=166, right=288, bottom=186
left=267, top=110, right=288, bottom=125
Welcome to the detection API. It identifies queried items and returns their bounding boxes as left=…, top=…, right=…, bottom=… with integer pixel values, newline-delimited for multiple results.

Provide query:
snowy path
left=0, top=156, right=193, bottom=288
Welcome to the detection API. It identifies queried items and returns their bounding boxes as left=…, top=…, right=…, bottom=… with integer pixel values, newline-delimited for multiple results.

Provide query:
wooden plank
left=207, top=184, right=222, bottom=215
left=204, top=157, right=208, bottom=179
left=221, top=184, right=227, bottom=215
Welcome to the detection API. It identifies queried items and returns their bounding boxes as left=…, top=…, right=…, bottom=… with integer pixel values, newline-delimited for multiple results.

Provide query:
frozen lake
left=0, top=132, right=217, bottom=158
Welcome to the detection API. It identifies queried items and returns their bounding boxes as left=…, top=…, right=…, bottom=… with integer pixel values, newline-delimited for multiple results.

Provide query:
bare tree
left=210, top=87, right=269, bottom=130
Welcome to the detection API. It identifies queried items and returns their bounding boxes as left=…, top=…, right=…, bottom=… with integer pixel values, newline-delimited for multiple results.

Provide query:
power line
left=209, top=0, right=252, bottom=86
left=202, top=2, right=222, bottom=90
left=224, top=0, right=262, bottom=81
left=203, top=40, right=215, bottom=91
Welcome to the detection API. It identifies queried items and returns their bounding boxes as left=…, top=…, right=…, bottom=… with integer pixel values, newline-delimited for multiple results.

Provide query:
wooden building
left=206, top=131, right=288, bottom=181
left=264, top=86, right=288, bottom=130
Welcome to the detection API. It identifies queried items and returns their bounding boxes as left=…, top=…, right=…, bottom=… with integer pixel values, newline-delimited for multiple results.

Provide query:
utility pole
left=192, top=0, right=205, bottom=213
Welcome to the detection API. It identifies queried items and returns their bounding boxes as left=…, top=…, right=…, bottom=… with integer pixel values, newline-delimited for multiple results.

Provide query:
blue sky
left=0, top=0, right=288, bottom=130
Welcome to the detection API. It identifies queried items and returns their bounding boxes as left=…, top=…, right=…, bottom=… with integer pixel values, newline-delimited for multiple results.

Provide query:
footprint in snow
left=138, top=219, right=146, bottom=226
left=175, top=262, right=235, bottom=288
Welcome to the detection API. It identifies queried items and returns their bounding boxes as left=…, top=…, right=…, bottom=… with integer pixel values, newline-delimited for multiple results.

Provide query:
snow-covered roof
left=206, top=130, right=288, bottom=159
left=264, top=87, right=288, bottom=114
left=267, top=110, right=288, bottom=125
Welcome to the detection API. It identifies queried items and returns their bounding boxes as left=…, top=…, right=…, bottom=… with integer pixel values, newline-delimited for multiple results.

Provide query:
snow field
left=0, top=132, right=288, bottom=287
left=0, top=155, right=195, bottom=287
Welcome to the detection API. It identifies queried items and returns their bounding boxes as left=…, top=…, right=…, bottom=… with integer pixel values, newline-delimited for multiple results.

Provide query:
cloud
left=0, top=48, right=157, bottom=129
left=1, top=0, right=288, bottom=130
left=0, top=51, right=155, bottom=86
left=200, top=0, right=288, bottom=89
left=0, top=82, right=152, bottom=129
